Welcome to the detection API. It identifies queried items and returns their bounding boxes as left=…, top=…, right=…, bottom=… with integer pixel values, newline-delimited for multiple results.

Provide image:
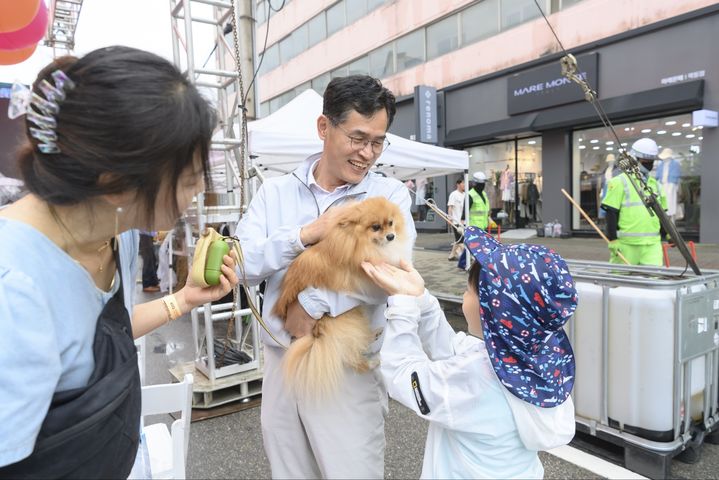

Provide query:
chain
left=216, top=0, right=248, bottom=367
left=230, top=0, right=248, bottom=214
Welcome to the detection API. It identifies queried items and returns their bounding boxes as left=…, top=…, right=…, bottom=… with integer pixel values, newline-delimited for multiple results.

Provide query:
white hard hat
left=472, top=171, right=487, bottom=182
left=630, top=138, right=658, bottom=160
left=658, top=148, right=674, bottom=160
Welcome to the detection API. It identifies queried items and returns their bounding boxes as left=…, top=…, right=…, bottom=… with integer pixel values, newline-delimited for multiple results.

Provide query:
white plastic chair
left=135, top=336, right=146, bottom=386
left=140, top=373, right=194, bottom=479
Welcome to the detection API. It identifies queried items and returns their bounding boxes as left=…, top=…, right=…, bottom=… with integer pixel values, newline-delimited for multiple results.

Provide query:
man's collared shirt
left=307, top=158, right=352, bottom=213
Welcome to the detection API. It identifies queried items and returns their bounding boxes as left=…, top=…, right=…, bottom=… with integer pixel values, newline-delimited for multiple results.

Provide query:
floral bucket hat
left=464, top=226, right=578, bottom=408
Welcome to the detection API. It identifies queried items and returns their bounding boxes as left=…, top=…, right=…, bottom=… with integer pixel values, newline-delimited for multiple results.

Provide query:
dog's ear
left=334, top=203, right=362, bottom=228
left=337, top=216, right=359, bottom=228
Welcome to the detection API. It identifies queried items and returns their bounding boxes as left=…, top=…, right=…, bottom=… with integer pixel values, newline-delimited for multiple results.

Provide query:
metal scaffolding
left=169, top=0, right=262, bottom=397
left=45, top=0, right=84, bottom=57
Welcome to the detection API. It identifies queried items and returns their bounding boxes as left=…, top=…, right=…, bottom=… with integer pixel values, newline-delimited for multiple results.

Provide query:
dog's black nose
left=386, top=233, right=395, bottom=241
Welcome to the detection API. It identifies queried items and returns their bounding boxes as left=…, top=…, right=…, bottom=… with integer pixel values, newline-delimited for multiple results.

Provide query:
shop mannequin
left=656, top=148, right=682, bottom=223
left=526, top=177, right=540, bottom=221
left=500, top=165, right=514, bottom=219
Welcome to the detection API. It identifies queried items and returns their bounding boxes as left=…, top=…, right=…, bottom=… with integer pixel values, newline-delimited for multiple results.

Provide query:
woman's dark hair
left=19, top=46, right=217, bottom=224
left=322, top=75, right=396, bottom=128
left=468, top=260, right=481, bottom=296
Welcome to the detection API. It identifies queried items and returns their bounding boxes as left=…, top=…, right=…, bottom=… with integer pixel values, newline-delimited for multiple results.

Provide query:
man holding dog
left=237, top=75, right=416, bottom=478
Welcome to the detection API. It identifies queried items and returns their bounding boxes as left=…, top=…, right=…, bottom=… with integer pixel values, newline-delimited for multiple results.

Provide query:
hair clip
left=7, top=82, right=31, bottom=120
left=26, top=110, right=56, bottom=130
left=29, top=127, right=57, bottom=142
left=31, top=92, right=59, bottom=115
left=38, top=79, right=65, bottom=103
left=51, top=70, right=75, bottom=92
left=24, top=69, right=75, bottom=155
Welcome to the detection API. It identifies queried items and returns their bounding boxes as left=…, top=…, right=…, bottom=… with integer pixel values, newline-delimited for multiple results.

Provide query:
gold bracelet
left=160, top=298, right=172, bottom=324
left=161, top=294, right=182, bottom=322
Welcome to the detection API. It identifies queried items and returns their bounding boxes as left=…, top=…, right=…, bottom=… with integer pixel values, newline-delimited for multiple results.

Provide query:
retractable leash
left=228, top=237, right=289, bottom=350
left=194, top=231, right=289, bottom=361
left=406, top=185, right=463, bottom=235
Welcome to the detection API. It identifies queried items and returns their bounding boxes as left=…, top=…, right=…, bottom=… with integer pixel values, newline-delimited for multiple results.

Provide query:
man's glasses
left=332, top=121, right=390, bottom=155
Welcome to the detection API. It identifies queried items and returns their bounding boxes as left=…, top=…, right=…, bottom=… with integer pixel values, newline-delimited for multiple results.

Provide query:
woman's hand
left=175, top=253, right=240, bottom=312
left=361, top=259, right=425, bottom=297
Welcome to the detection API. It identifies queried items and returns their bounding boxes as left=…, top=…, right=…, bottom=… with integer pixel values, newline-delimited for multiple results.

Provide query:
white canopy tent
left=246, top=89, right=469, bottom=181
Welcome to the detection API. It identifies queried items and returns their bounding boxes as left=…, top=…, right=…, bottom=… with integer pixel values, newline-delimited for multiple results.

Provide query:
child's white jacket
left=380, top=291, right=576, bottom=479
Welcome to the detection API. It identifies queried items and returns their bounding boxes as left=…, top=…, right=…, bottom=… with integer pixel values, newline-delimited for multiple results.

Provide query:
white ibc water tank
left=571, top=282, right=604, bottom=423
left=607, top=286, right=705, bottom=434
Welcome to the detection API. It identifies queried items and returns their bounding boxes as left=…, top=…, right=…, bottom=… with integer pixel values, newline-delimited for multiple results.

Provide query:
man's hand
left=361, top=259, right=425, bottom=297
left=607, top=239, right=621, bottom=255
left=285, top=301, right=317, bottom=340
left=299, top=207, right=342, bottom=246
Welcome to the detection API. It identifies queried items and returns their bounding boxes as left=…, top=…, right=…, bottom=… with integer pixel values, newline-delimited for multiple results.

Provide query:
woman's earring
left=114, top=207, right=123, bottom=250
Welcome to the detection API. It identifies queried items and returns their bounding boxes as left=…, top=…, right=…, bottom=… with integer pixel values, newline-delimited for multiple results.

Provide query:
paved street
left=141, top=232, right=719, bottom=479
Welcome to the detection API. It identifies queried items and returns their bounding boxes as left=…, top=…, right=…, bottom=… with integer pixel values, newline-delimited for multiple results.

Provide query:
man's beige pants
left=261, top=345, right=388, bottom=479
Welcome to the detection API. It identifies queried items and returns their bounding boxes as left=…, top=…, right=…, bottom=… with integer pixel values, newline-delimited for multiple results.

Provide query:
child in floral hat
left=361, top=226, right=578, bottom=479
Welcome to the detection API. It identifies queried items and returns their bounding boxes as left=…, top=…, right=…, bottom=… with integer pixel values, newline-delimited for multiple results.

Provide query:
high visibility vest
left=604, top=173, right=667, bottom=245
left=468, top=189, right=490, bottom=229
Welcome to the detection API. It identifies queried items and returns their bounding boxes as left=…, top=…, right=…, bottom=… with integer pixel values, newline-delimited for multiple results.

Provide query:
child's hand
left=361, top=259, right=425, bottom=297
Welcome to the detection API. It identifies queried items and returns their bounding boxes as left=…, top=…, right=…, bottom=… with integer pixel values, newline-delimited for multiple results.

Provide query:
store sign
left=507, top=53, right=598, bottom=115
left=414, top=85, right=438, bottom=144
left=661, top=70, right=705, bottom=85
left=692, top=109, right=718, bottom=128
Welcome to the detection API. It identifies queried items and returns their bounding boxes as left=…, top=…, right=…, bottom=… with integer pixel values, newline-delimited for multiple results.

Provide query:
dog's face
left=363, top=209, right=400, bottom=248
left=332, top=197, right=410, bottom=266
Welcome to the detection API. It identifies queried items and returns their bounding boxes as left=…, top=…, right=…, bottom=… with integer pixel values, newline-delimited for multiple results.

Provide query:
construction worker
left=600, top=138, right=667, bottom=266
left=468, top=171, right=491, bottom=229
left=458, top=171, right=494, bottom=269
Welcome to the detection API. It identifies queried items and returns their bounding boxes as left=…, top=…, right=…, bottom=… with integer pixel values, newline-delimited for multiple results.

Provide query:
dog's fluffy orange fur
left=273, top=197, right=411, bottom=399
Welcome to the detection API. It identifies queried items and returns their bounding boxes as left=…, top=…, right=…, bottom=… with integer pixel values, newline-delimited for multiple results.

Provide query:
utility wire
left=242, top=0, right=287, bottom=109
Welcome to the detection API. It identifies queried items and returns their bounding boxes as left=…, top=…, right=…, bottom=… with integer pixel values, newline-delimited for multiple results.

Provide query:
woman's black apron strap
left=0, top=240, right=141, bottom=479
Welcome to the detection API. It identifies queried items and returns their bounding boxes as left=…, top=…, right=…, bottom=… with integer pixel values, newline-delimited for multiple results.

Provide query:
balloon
left=0, top=1, right=48, bottom=50
left=0, top=43, right=37, bottom=65
left=0, top=0, right=42, bottom=33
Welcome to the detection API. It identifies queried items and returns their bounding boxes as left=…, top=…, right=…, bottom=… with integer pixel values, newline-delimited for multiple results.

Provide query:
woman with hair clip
left=0, top=46, right=239, bottom=477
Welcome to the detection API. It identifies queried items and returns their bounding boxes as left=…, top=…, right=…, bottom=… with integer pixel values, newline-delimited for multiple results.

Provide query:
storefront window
left=465, top=137, right=543, bottom=228
left=571, top=113, right=702, bottom=234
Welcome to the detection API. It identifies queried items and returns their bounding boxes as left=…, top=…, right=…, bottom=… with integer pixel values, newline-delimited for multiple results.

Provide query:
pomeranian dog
left=273, top=196, right=411, bottom=399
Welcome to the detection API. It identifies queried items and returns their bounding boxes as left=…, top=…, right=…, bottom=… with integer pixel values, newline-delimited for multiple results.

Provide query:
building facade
left=254, top=0, right=719, bottom=242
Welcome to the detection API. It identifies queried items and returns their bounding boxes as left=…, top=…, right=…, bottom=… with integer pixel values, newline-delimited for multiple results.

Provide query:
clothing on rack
left=656, top=158, right=681, bottom=218
left=500, top=168, right=514, bottom=202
